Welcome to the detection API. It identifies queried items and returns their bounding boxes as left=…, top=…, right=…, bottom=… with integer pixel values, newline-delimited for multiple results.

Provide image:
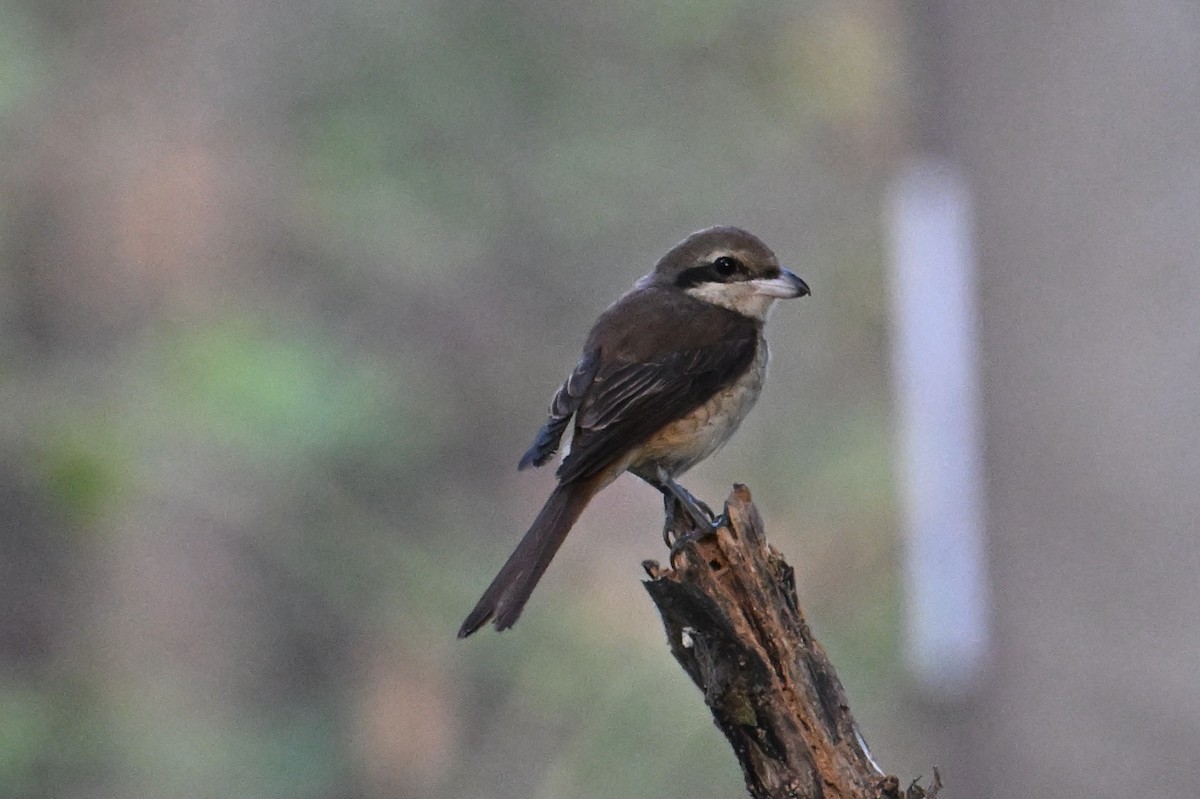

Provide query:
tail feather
left=458, top=480, right=601, bottom=638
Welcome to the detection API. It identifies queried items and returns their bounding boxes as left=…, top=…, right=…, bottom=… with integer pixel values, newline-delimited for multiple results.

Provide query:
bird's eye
left=714, top=256, right=741, bottom=277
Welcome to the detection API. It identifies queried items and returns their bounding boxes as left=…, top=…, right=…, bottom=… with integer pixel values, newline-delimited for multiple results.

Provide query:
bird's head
left=638, top=226, right=810, bottom=320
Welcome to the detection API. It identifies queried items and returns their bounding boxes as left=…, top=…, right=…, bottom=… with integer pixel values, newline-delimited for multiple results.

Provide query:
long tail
left=458, top=478, right=603, bottom=638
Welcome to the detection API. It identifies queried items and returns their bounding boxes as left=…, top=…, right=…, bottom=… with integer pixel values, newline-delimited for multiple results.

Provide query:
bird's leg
left=659, top=493, right=691, bottom=547
left=649, top=467, right=725, bottom=546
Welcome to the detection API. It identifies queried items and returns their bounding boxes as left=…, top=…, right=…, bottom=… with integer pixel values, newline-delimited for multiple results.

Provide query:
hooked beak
left=752, top=268, right=810, bottom=299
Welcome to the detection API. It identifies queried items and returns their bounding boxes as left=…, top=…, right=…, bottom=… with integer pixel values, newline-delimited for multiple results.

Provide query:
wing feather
left=555, top=333, right=757, bottom=483
left=518, top=351, right=601, bottom=470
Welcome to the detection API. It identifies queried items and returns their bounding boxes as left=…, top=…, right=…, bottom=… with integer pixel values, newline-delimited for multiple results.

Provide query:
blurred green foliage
left=152, top=319, right=426, bottom=459
left=0, top=686, right=55, bottom=796
left=34, top=430, right=128, bottom=527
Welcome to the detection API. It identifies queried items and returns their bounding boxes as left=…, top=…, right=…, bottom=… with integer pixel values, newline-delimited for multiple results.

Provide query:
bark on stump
left=643, top=484, right=939, bottom=799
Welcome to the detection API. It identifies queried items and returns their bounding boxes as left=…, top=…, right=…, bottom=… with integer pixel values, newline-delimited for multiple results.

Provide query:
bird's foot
left=667, top=513, right=730, bottom=556
left=660, top=491, right=725, bottom=548
left=651, top=467, right=724, bottom=546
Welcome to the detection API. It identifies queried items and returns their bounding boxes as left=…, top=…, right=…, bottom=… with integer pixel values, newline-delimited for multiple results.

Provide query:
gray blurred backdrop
left=0, top=1, right=1197, bottom=798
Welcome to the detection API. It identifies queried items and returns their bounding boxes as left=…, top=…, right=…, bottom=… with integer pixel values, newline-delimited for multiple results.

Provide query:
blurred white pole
left=886, top=159, right=990, bottom=697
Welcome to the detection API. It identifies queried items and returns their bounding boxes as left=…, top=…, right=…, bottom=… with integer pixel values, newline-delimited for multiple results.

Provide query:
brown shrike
left=459, top=226, right=809, bottom=637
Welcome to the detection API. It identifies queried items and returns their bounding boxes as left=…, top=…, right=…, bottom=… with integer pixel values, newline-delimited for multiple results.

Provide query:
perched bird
left=458, top=226, right=809, bottom=637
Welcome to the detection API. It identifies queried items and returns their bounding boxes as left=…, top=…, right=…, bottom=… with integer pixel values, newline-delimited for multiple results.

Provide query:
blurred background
left=1, top=1, right=1197, bottom=798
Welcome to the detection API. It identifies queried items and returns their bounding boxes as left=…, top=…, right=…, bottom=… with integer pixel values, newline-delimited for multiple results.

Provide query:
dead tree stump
left=642, top=484, right=939, bottom=799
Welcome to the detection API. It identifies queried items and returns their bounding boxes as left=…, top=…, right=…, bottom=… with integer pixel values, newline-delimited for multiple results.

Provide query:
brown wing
left=554, top=332, right=757, bottom=483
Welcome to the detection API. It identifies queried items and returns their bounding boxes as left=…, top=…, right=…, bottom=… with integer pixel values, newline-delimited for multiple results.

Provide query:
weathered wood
left=643, top=484, right=939, bottom=799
